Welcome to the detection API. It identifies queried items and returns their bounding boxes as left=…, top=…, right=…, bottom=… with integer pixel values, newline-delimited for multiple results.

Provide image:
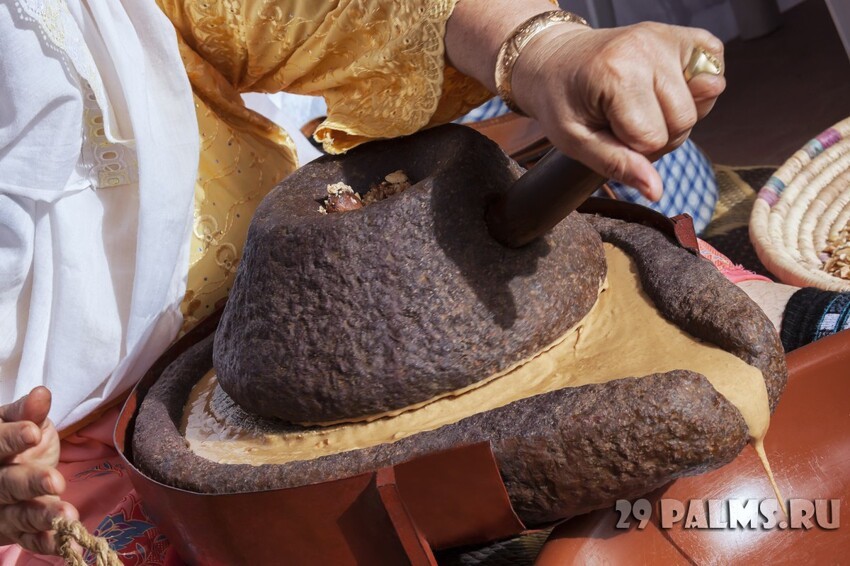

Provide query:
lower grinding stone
left=133, top=220, right=786, bottom=526
left=213, top=124, right=606, bottom=424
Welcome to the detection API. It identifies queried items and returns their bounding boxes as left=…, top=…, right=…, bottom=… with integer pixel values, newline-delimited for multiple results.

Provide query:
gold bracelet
left=495, top=10, right=588, bottom=117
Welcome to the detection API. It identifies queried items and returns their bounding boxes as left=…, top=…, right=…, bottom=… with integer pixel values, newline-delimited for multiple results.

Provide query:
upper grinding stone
left=213, top=125, right=606, bottom=423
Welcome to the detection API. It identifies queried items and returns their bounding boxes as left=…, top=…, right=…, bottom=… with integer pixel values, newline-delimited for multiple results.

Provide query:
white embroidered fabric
left=79, top=84, right=139, bottom=190
left=0, top=0, right=199, bottom=429
left=12, top=0, right=110, bottom=129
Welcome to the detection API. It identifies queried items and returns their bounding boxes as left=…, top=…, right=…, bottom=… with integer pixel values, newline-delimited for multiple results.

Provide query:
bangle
left=495, top=10, right=588, bottom=117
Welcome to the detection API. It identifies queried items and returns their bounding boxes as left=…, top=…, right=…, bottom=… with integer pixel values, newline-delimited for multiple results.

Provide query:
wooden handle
left=486, top=148, right=605, bottom=248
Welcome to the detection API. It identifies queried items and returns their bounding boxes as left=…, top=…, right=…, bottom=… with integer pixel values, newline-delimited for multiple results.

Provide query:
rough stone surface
left=134, top=336, right=747, bottom=526
left=586, top=216, right=787, bottom=410
left=133, top=219, right=786, bottom=526
left=214, top=125, right=605, bottom=423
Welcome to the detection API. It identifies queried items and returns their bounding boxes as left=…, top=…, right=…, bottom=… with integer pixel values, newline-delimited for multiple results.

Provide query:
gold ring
left=684, top=47, right=723, bottom=82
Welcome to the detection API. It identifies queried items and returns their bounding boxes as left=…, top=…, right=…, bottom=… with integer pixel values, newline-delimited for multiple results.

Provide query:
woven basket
left=750, top=117, right=850, bottom=291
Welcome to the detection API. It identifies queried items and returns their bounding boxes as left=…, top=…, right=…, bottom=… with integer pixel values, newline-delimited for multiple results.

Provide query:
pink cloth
left=0, top=407, right=178, bottom=565
left=697, top=238, right=773, bottom=284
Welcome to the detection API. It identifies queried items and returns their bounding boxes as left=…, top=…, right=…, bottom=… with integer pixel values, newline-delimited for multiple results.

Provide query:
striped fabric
left=458, top=99, right=719, bottom=233
left=780, top=287, right=850, bottom=351
left=815, top=293, right=850, bottom=341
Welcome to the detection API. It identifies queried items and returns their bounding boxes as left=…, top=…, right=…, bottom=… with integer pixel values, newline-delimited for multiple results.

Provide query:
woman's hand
left=0, top=387, right=78, bottom=555
left=511, top=22, right=725, bottom=200
left=446, top=2, right=725, bottom=201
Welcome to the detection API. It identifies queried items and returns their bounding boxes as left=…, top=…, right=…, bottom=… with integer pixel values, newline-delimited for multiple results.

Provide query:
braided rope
left=52, top=518, right=122, bottom=566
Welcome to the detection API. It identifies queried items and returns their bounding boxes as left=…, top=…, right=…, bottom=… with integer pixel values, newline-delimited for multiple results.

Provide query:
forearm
left=445, top=0, right=580, bottom=93
left=737, top=280, right=799, bottom=332
left=445, top=2, right=724, bottom=199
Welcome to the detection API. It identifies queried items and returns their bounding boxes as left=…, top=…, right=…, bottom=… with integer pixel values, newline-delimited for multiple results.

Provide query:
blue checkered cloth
left=605, top=139, right=717, bottom=234
left=456, top=98, right=511, bottom=123
left=458, top=99, right=719, bottom=234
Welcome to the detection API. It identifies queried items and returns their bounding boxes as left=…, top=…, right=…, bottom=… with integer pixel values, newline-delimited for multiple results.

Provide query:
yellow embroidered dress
left=159, top=0, right=491, bottom=331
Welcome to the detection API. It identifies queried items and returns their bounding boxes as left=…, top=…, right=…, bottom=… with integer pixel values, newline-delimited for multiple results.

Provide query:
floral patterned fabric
left=0, top=409, right=175, bottom=564
left=88, top=492, right=171, bottom=566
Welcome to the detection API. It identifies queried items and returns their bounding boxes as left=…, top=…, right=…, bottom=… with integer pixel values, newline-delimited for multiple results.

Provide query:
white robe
left=0, top=0, right=199, bottom=429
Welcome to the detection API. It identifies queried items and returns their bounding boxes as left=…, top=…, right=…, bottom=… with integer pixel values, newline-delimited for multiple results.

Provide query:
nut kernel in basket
left=821, top=223, right=850, bottom=280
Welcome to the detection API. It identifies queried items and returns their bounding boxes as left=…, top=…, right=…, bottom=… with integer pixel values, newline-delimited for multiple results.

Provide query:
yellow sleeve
left=158, top=0, right=492, bottom=154
left=156, top=0, right=493, bottom=333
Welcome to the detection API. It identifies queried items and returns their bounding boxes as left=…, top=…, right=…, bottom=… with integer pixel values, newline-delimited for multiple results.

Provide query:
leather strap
left=579, top=197, right=701, bottom=256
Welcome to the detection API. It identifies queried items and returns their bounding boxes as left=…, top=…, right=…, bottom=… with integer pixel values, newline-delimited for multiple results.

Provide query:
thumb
left=0, top=387, right=52, bottom=427
left=561, top=126, right=663, bottom=201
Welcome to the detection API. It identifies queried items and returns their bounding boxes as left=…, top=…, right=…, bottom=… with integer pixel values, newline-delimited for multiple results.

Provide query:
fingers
left=605, top=84, right=669, bottom=156
left=12, top=499, right=77, bottom=556
left=516, top=21, right=726, bottom=201
left=0, top=389, right=53, bottom=464
left=679, top=28, right=726, bottom=120
left=677, top=26, right=724, bottom=73
left=0, top=463, right=65, bottom=504
left=0, top=454, right=74, bottom=557
left=0, top=497, right=77, bottom=555
left=0, top=496, right=78, bottom=534
left=0, top=387, right=52, bottom=427
left=655, top=72, right=698, bottom=143
left=592, top=24, right=720, bottom=175
left=663, top=129, right=692, bottom=157
left=605, top=73, right=696, bottom=160
left=0, top=421, right=41, bottom=463
left=691, top=75, right=725, bottom=120
left=17, top=531, right=58, bottom=556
